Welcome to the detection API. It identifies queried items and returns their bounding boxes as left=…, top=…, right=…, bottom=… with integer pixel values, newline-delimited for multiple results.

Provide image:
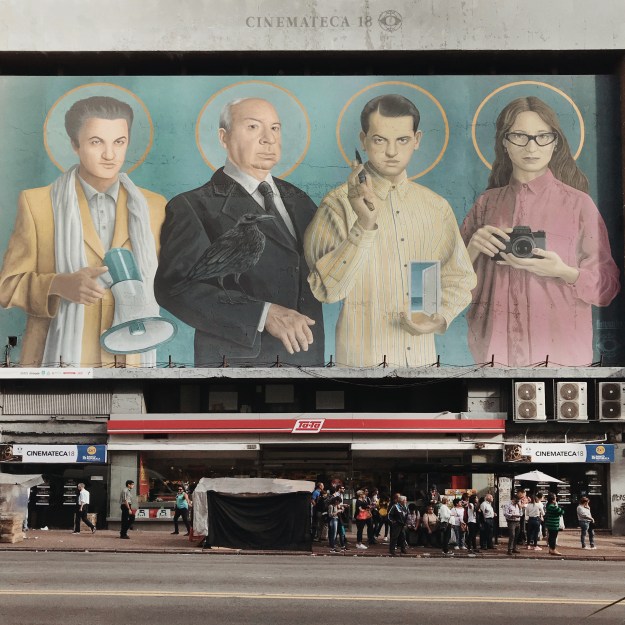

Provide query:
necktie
left=257, top=181, right=278, bottom=214
left=257, top=181, right=295, bottom=241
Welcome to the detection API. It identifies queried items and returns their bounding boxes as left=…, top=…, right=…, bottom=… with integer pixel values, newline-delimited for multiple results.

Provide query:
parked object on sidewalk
left=192, top=477, right=314, bottom=551
left=0, top=474, right=43, bottom=544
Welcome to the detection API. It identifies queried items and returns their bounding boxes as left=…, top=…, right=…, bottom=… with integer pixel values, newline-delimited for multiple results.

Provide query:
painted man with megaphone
left=0, top=95, right=166, bottom=367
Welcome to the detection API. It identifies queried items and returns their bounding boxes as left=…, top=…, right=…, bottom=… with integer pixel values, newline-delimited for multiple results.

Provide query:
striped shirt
left=304, top=165, right=476, bottom=367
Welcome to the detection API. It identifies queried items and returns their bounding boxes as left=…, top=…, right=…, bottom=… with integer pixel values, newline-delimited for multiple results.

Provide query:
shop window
left=180, top=385, right=201, bottom=412
left=265, top=385, right=295, bottom=404
left=208, top=391, right=238, bottom=412
left=316, top=390, right=345, bottom=410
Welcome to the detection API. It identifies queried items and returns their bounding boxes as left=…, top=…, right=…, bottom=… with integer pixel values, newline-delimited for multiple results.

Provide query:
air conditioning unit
left=598, top=382, right=625, bottom=420
left=556, top=382, right=587, bottom=421
left=514, top=382, right=546, bottom=421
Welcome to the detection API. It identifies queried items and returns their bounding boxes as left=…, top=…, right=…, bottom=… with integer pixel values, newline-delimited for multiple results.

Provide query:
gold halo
left=195, top=80, right=310, bottom=179
left=472, top=81, right=585, bottom=170
left=43, top=82, right=154, bottom=173
left=336, top=81, right=449, bottom=180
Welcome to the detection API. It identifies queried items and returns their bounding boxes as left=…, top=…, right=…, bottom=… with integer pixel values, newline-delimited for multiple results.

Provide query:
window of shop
left=316, top=390, right=345, bottom=410
left=137, top=451, right=259, bottom=503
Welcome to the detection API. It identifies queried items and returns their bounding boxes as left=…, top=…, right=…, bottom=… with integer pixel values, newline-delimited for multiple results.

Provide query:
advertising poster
left=0, top=75, right=621, bottom=369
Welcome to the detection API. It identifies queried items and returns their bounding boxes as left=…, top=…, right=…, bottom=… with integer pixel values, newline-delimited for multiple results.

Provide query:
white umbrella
left=514, top=469, right=563, bottom=483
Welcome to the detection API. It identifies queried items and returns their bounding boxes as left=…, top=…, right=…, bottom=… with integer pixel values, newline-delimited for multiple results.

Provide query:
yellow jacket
left=0, top=181, right=166, bottom=367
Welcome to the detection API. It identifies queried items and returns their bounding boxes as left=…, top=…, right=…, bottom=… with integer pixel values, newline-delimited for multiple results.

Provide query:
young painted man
left=305, top=93, right=476, bottom=367
left=0, top=96, right=166, bottom=367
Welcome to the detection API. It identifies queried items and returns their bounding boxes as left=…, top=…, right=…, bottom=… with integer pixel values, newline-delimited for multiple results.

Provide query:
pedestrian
left=466, top=494, right=479, bottom=552
left=503, top=492, right=522, bottom=555
left=376, top=496, right=390, bottom=541
left=438, top=496, right=452, bottom=555
left=525, top=494, right=544, bottom=551
left=419, top=504, right=438, bottom=547
left=354, top=489, right=372, bottom=550
left=326, top=495, right=342, bottom=552
left=72, top=483, right=96, bottom=535
left=577, top=496, right=596, bottom=550
left=311, top=481, right=324, bottom=540
left=119, top=479, right=135, bottom=539
left=545, top=492, right=565, bottom=556
left=171, top=485, right=191, bottom=536
left=405, top=503, right=420, bottom=546
left=516, top=488, right=529, bottom=545
left=388, top=495, right=409, bottom=556
left=479, top=493, right=497, bottom=549
left=450, top=498, right=467, bottom=550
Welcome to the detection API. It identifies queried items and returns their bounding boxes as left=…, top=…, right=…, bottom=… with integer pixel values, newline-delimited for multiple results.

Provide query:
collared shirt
left=120, top=487, right=133, bottom=506
left=78, top=177, right=120, bottom=251
left=461, top=169, right=620, bottom=366
left=503, top=501, right=521, bottom=521
left=77, top=489, right=90, bottom=506
left=223, top=160, right=296, bottom=238
left=480, top=500, right=495, bottom=519
left=437, top=503, right=451, bottom=523
left=223, top=160, right=297, bottom=331
left=305, top=163, right=476, bottom=367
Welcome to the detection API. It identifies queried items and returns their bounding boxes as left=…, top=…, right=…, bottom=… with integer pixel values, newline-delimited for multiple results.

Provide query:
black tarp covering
left=206, top=490, right=312, bottom=551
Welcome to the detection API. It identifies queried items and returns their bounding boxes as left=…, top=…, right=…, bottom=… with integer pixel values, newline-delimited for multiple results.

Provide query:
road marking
left=0, top=590, right=621, bottom=606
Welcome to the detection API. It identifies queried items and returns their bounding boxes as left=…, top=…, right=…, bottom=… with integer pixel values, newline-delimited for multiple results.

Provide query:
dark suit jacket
left=155, top=168, right=324, bottom=366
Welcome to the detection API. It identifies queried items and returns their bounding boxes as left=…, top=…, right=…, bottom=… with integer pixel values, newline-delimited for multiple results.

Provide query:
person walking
left=119, top=479, right=135, bottom=539
left=171, top=485, right=191, bottom=536
left=577, top=496, right=596, bottom=550
left=72, top=483, right=96, bottom=535
left=545, top=492, right=565, bottom=556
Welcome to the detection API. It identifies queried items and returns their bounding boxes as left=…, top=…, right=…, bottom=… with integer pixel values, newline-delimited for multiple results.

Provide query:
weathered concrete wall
left=0, top=0, right=624, bottom=52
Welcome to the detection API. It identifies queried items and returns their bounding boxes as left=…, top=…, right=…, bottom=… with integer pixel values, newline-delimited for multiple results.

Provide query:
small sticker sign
left=292, top=419, right=325, bottom=433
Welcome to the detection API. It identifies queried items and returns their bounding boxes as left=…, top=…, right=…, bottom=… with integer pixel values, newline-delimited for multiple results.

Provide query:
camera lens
left=511, top=236, right=534, bottom=258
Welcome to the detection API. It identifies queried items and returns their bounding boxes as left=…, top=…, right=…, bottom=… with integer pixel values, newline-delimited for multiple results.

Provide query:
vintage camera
left=492, top=225, right=546, bottom=260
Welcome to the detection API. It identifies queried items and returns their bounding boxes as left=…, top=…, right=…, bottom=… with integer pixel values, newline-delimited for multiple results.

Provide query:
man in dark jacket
left=388, top=494, right=409, bottom=556
left=155, top=97, right=324, bottom=366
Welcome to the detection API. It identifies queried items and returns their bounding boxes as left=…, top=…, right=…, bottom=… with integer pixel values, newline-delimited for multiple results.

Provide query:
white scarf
left=42, top=166, right=159, bottom=367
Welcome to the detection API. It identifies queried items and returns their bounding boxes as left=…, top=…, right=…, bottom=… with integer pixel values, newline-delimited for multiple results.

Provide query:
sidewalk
left=2, top=528, right=625, bottom=560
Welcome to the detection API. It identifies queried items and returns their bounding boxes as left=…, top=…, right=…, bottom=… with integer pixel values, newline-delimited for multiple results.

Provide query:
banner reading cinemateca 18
left=0, top=75, right=622, bottom=370
left=0, top=444, right=107, bottom=463
left=504, top=443, right=615, bottom=463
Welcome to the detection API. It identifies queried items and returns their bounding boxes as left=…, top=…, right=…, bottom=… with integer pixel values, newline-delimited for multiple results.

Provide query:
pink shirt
left=461, top=171, right=620, bottom=366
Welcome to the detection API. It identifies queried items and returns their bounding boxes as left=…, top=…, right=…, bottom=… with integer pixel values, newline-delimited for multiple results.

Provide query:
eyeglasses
left=505, top=132, right=558, bottom=147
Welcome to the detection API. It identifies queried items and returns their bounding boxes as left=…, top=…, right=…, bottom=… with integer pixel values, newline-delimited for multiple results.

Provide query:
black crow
left=173, top=213, right=275, bottom=302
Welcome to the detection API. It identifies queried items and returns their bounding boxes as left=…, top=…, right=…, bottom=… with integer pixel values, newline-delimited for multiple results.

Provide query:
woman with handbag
left=354, top=490, right=372, bottom=550
left=375, top=497, right=390, bottom=541
left=577, top=496, right=596, bottom=550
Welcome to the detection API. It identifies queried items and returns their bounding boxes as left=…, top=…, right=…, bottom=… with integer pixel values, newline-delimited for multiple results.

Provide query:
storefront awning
left=107, top=412, right=506, bottom=435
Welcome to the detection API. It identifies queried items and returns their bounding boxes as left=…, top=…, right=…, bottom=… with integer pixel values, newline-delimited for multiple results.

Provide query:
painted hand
left=347, top=160, right=378, bottom=230
left=399, top=312, right=447, bottom=336
left=50, top=266, right=109, bottom=304
left=265, top=303, right=315, bottom=354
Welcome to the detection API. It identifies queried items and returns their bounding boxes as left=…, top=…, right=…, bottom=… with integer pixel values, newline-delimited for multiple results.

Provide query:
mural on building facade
left=0, top=76, right=622, bottom=368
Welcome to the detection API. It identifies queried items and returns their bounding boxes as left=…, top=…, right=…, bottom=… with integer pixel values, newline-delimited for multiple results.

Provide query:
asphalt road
left=1, top=552, right=624, bottom=625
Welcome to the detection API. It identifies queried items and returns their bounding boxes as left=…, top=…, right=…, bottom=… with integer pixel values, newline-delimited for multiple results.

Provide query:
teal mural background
left=0, top=75, right=621, bottom=367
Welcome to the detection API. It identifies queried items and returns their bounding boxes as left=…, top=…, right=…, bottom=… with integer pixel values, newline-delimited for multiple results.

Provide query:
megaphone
left=100, top=248, right=177, bottom=354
